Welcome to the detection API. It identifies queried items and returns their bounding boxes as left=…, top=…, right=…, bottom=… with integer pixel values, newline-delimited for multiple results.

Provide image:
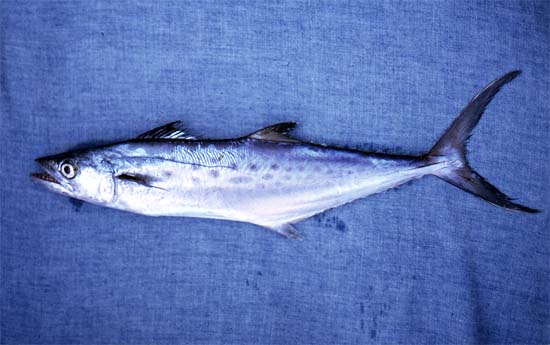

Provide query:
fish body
left=95, top=140, right=437, bottom=223
left=32, top=71, right=538, bottom=239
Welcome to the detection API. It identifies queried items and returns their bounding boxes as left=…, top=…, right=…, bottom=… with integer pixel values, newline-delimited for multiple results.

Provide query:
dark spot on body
left=262, top=174, right=273, bottom=180
left=360, top=302, right=365, bottom=314
left=256, top=271, right=262, bottom=276
left=347, top=170, right=353, bottom=175
left=271, top=164, right=279, bottom=170
left=210, top=170, right=219, bottom=178
left=164, top=171, right=172, bottom=177
left=100, top=31, right=104, bottom=36
left=285, top=167, right=292, bottom=172
left=361, top=319, right=364, bottom=331
left=229, top=176, right=252, bottom=184
left=249, top=164, right=258, bottom=171
left=245, top=279, right=249, bottom=286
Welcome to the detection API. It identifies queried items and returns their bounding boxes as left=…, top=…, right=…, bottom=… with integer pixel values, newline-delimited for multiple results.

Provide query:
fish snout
left=31, top=156, right=62, bottom=186
left=35, top=155, right=57, bottom=169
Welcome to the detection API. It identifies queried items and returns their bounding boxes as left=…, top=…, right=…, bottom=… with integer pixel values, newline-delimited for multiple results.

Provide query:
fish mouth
left=31, top=172, right=60, bottom=184
left=31, top=157, right=72, bottom=194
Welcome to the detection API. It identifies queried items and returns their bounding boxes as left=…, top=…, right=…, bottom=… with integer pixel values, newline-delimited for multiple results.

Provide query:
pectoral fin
left=116, top=173, right=166, bottom=190
left=265, top=223, right=304, bottom=240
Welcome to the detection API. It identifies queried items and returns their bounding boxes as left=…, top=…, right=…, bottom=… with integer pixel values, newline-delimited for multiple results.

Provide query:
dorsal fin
left=136, top=121, right=197, bottom=140
left=248, top=122, right=299, bottom=143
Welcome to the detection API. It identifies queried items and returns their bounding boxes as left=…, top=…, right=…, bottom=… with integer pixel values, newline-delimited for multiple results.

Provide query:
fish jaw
left=31, top=158, right=74, bottom=197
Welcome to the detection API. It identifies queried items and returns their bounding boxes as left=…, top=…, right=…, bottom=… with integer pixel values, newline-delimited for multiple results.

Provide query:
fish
left=32, top=71, right=539, bottom=239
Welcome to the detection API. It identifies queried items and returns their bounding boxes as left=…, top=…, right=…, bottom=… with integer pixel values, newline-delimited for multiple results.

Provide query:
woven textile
left=1, top=1, right=548, bottom=344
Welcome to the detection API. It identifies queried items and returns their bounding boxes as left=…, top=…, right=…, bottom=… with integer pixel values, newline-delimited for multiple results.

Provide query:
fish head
left=32, top=150, right=116, bottom=204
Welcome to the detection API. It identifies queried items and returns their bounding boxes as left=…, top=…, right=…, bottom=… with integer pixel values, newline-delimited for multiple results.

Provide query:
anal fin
left=265, top=223, right=304, bottom=240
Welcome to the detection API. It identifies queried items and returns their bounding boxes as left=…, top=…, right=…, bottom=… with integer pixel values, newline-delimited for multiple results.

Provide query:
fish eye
left=59, top=160, right=77, bottom=179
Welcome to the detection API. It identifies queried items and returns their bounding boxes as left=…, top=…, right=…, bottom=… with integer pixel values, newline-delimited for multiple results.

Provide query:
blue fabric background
left=1, top=1, right=548, bottom=344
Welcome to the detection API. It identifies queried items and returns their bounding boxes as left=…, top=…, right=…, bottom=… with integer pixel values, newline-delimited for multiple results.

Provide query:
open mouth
left=31, top=172, right=60, bottom=184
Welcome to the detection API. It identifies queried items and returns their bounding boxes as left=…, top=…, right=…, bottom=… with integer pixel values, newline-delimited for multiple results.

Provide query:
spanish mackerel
left=32, top=71, right=539, bottom=239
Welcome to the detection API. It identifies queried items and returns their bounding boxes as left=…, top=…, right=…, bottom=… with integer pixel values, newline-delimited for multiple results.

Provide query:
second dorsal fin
left=248, top=122, right=299, bottom=143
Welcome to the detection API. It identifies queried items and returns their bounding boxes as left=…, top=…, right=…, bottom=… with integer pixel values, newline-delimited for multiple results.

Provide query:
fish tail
left=427, top=70, right=539, bottom=213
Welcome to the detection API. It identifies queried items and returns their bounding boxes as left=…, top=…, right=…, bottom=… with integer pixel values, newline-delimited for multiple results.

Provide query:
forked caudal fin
left=427, top=70, right=539, bottom=213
